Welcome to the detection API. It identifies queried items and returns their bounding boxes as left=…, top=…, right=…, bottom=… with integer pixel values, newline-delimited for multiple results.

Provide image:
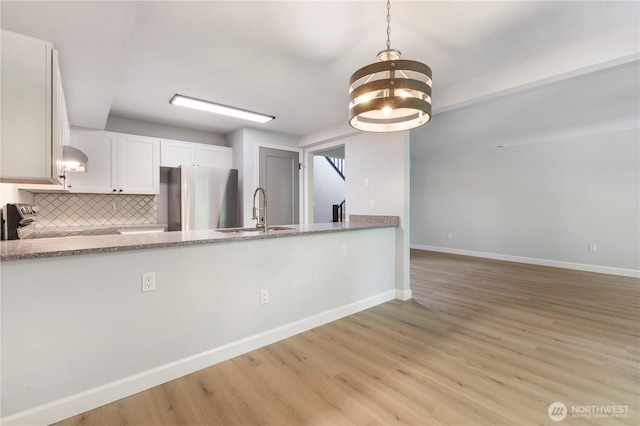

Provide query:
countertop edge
left=1, top=218, right=399, bottom=262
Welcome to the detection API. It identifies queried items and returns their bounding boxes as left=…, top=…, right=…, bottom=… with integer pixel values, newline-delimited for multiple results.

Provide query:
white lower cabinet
left=66, top=130, right=160, bottom=194
left=160, top=139, right=232, bottom=168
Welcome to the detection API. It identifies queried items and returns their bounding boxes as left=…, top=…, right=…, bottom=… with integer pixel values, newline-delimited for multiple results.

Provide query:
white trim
left=303, top=149, right=314, bottom=224
left=1, top=290, right=396, bottom=426
left=0, top=29, right=54, bottom=47
left=395, top=288, right=412, bottom=301
left=303, top=139, right=348, bottom=225
left=411, top=244, right=640, bottom=278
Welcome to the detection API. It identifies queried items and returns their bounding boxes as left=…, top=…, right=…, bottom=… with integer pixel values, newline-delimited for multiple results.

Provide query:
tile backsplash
left=34, top=193, right=157, bottom=228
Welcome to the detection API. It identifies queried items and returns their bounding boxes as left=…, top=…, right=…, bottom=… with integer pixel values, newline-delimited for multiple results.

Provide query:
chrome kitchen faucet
left=252, top=186, right=267, bottom=231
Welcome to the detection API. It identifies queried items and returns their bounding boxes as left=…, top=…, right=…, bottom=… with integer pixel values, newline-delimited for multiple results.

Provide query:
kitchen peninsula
left=0, top=217, right=396, bottom=261
left=1, top=216, right=400, bottom=425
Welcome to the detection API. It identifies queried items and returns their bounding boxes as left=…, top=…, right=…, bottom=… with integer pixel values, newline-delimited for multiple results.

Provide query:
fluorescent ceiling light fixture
left=170, top=95, right=275, bottom=124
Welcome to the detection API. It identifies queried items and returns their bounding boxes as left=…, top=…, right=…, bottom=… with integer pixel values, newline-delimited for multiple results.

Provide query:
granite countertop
left=22, top=224, right=168, bottom=239
left=1, top=215, right=399, bottom=261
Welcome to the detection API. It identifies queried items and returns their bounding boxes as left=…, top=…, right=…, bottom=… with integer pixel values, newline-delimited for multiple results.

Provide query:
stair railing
left=324, top=157, right=345, bottom=181
left=332, top=200, right=346, bottom=222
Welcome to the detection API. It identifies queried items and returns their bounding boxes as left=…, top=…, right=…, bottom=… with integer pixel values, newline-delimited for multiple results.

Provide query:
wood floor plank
left=54, top=250, right=639, bottom=425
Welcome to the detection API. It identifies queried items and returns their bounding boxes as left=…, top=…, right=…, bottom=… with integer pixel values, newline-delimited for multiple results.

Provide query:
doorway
left=312, top=145, right=345, bottom=224
left=259, top=147, right=300, bottom=225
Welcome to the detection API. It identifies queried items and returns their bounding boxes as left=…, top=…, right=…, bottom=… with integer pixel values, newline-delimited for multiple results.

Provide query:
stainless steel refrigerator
left=168, top=165, right=239, bottom=231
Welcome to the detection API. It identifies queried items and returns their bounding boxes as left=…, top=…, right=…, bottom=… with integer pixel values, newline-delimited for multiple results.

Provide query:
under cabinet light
left=62, top=145, right=89, bottom=172
left=170, top=95, right=275, bottom=124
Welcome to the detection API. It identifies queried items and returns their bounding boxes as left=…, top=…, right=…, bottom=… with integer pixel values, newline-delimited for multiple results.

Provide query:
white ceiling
left=412, top=60, right=640, bottom=154
left=1, top=1, right=638, bottom=137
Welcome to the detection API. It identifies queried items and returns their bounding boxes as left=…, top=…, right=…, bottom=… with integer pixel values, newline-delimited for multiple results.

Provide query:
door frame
left=254, top=142, right=304, bottom=224
left=303, top=139, right=346, bottom=225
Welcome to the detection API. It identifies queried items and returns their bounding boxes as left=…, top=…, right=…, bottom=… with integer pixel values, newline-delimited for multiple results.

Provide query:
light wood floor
left=56, top=250, right=639, bottom=425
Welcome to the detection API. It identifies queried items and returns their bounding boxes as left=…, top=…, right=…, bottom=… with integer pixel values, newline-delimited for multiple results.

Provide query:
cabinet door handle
left=119, top=189, right=123, bottom=193
left=112, top=189, right=117, bottom=192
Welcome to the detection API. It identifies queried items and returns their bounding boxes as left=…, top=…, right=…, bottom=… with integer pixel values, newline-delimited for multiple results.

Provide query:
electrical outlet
left=364, top=177, right=369, bottom=187
left=341, top=245, right=347, bottom=257
left=589, top=243, right=597, bottom=252
left=447, top=233, right=453, bottom=239
left=369, top=200, right=375, bottom=210
left=141, top=272, right=156, bottom=292
left=260, top=289, right=269, bottom=305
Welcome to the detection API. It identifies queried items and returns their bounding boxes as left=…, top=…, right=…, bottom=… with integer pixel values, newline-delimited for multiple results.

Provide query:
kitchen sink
left=215, top=226, right=294, bottom=233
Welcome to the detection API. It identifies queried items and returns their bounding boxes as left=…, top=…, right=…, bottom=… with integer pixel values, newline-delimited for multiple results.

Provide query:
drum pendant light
left=349, top=0, right=432, bottom=132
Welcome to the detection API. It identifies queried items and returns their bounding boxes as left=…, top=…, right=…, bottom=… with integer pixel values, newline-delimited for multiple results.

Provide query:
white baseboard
left=395, top=288, right=412, bottom=301
left=2, top=290, right=396, bottom=426
left=411, top=244, right=640, bottom=278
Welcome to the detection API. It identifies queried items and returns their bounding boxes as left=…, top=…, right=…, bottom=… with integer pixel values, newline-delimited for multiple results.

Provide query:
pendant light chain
left=386, top=0, right=391, bottom=50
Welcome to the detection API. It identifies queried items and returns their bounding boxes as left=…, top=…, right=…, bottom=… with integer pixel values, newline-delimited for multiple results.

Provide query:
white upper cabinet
left=67, top=130, right=160, bottom=194
left=160, top=140, right=195, bottom=167
left=66, top=131, right=116, bottom=193
left=53, top=50, right=69, bottom=180
left=195, top=144, right=232, bottom=168
left=1, top=30, right=64, bottom=184
left=117, top=134, right=160, bottom=194
left=160, top=139, right=232, bottom=168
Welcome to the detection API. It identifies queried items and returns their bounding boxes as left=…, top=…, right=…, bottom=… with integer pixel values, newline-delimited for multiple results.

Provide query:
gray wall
left=344, top=131, right=412, bottom=297
left=105, top=116, right=227, bottom=145
left=410, top=61, right=639, bottom=271
left=230, top=128, right=300, bottom=228
left=2, top=228, right=396, bottom=422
